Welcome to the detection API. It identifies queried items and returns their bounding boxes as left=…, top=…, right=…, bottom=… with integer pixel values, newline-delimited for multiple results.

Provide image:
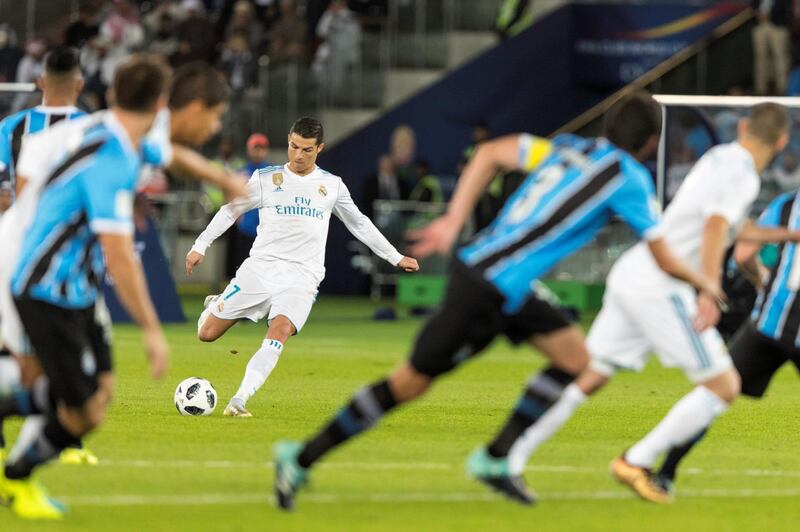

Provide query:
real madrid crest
left=318, top=185, right=327, bottom=197
left=217, top=301, right=225, bottom=312
left=273, top=172, right=284, bottom=191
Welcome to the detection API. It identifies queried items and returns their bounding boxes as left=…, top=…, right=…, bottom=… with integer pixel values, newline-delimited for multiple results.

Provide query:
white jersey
left=192, top=164, right=404, bottom=284
left=608, top=141, right=760, bottom=290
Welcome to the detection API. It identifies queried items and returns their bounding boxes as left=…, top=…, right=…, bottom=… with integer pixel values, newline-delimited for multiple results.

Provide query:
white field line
left=96, top=459, right=800, bottom=478
left=59, top=488, right=800, bottom=507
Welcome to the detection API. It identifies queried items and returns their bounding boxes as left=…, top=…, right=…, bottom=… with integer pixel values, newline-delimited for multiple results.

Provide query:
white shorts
left=587, top=283, right=732, bottom=383
left=209, top=257, right=319, bottom=333
left=0, top=215, right=31, bottom=355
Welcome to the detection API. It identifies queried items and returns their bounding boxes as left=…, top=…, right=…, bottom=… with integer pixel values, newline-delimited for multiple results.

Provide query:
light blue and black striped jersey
left=0, top=105, right=86, bottom=185
left=459, top=133, right=662, bottom=313
left=751, top=191, right=800, bottom=345
left=10, top=111, right=167, bottom=309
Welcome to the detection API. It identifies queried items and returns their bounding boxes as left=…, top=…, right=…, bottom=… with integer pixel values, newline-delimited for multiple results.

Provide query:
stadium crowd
left=0, top=0, right=387, bottom=115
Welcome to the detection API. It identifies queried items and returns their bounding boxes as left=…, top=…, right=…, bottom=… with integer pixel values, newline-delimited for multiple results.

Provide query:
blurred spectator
left=458, top=123, right=490, bottom=172
left=225, top=0, right=266, bottom=54
left=313, top=0, right=362, bottom=98
left=218, top=32, right=257, bottom=92
left=752, top=0, right=794, bottom=95
left=226, top=133, right=272, bottom=277
left=389, top=124, right=417, bottom=197
left=0, top=182, right=13, bottom=218
left=787, top=58, right=800, bottom=95
left=376, top=154, right=401, bottom=200
left=713, top=86, right=746, bottom=143
left=408, top=160, right=443, bottom=203
left=458, top=123, right=524, bottom=230
left=100, top=0, right=145, bottom=82
left=666, top=140, right=694, bottom=201
left=269, top=0, right=307, bottom=63
left=12, top=39, right=46, bottom=111
left=241, top=132, right=272, bottom=175
left=148, top=13, right=180, bottom=57
left=363, top=154, right=401, bottom=219
left=214, top=137, right=245, bottom=170
left=144, top=0, right=184, bottom=36
left=0, top=25, right=22, bottom=84
left=176, top=0, right=216, bottom=64
left=64, top=1, right=101, bottom=48
left=496, top=0, right=535, bottom=40
left=772, top=152, right=800, bottom=191
left=80, top=35, right=112, bottom=108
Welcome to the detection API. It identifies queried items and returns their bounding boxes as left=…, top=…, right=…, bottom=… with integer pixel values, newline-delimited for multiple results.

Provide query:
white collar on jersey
left=284, top=163, right=319, bottom=178
left=35, top=105, right=80, bottom=114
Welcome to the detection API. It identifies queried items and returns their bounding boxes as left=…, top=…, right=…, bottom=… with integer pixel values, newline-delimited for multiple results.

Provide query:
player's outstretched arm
left=332, top=181, right=418, bottom=271
left=736, top=218, right=800, bottom=244
left=408, top=134, right=548, bottom=258
left=99, top=232, right=169, bottom=379
left=186, top=172, right=262, bottom=275
left=168, top=144, right=248, bottom=201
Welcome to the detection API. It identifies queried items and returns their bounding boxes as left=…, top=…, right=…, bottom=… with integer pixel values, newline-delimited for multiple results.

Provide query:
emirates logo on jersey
left=318, top=185, right=327, bottom=197
left=273, top=173, right=284, bottom=191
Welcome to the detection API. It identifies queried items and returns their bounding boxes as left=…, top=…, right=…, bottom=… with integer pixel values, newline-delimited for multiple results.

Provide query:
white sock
left=625, top=386, right=728, bottom=468
left=8, top=415, right=46, bottom=462
left=233, top=339, right=283, bottom=404
left=0, top=357, right=21, bottom=395
left=197, top=308, right=212, bottom=332
left=507, top=383, right=587, bottom=475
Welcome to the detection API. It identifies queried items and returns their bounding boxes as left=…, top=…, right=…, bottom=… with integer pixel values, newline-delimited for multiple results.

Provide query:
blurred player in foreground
left=185, top=117, right=419, bottom=417
left=501, top=103, right=791, bottom=504
left=271, top=92, right=723, bottom=510
left=0, top=58, right=247, bottom=467
left=0, top=54, right=172, bottom=520
left=655, top=187, right=800, bottom=493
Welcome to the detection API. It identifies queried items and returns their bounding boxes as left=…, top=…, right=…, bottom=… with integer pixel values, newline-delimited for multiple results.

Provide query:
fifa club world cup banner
left=103, top=218, right=186, bottom=323
left=573, top=2, right=746, bottom=87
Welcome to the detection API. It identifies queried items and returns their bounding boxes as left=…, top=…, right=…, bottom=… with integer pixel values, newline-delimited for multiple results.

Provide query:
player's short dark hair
left=289, top=117, right=324, bottom=144
left=112, top=54, right=172, bottom=113
left=603, top=91, right=662, bottom=154
left=747, top=103, right=789, bottom=145
left=169, top=62, right=229, bottom=110
left=44, top=46, right=81, bottom=77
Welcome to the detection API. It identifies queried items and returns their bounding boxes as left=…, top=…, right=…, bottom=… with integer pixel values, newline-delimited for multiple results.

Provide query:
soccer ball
left=174, top=377, right=217, bottom=416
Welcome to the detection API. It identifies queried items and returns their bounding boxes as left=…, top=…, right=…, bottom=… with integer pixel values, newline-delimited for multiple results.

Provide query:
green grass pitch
left=4, top=296, right=800, bottom=531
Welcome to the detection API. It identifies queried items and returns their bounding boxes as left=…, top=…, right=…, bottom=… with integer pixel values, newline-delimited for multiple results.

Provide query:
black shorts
left=729, top=321, right=800, bottom=398
left=409, top=261, right=572, bottom=377
left=14, top=297, right=113, bottom=407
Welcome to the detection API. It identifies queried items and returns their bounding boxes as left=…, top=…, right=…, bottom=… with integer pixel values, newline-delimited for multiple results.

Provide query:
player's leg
left=225, top=316, right=295, bottom=417
left=274, top=270, right=499, bottom=510
left=615, top=290, right=738, bottom=503
left=657, top=322, right=791, bottom=484
left=0, top=347, right=20, bottom=454
left=198, top=260, right=269, bottom=342
left=476, top=287, right=648, bottom=497
left=197, top=310, right=238, bottom=342
left=225, top=284, right=317, bottom=416
left=1, top=299, right=108, bottom=519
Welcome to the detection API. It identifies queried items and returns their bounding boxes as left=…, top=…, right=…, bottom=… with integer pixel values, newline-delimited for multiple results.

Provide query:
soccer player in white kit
left=491, top=103, right=791, bottom=503
left=185, top=117, right=419, bottom=417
